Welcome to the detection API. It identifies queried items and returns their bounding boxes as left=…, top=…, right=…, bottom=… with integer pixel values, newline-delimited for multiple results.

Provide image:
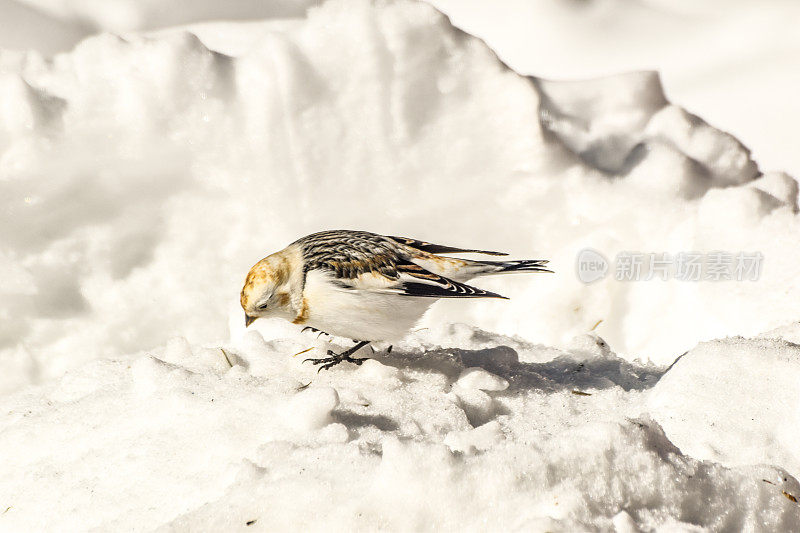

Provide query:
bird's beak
left=245, top=314, right=257, bottom=327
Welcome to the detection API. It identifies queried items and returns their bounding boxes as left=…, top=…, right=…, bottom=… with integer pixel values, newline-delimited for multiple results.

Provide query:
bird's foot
left=303, top=341, right=371, bottom=372
left=303, top=352, right=368, bottom=372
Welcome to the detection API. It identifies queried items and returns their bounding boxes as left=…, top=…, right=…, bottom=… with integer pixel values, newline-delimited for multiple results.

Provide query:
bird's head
left=240, top=251, right=297, bottom=327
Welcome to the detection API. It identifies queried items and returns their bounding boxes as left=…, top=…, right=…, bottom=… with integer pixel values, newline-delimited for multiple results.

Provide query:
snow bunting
left=241, top=230, right=551, bottom=370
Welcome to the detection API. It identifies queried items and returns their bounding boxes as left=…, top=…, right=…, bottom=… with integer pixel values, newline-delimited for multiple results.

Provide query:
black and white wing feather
left=394, top=263, right=508, bottom=299
left=388, top=235, right=508, bottom=256
left=293, top=230, right=507, bottom=299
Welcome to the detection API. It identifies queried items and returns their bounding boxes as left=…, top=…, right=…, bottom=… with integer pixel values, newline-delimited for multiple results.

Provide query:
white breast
left=300, top=269, right=434, bottom=342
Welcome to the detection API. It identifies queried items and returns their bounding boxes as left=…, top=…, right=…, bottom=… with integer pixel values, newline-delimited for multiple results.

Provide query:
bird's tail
left=472, top=259, right=553, bottom=275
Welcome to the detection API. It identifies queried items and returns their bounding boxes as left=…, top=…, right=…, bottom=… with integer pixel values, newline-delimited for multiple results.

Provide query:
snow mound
left=2, top=0, right=800, bottom=395
left=2, top=328, right=799, bottom=531
left=651, top=332, right=800, bottom=478
left=537, top=72, right=759, bottom=188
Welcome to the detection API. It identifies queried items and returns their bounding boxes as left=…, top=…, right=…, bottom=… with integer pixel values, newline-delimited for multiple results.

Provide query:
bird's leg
left=304, top=341, right=371, bottom=372
left=333, top=341, right=370, bottom=362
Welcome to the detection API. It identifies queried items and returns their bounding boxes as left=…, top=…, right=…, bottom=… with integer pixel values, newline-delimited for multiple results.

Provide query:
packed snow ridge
left=3, top=324, right=800, bottom=531
left=1, top=0, right=800, bottom=530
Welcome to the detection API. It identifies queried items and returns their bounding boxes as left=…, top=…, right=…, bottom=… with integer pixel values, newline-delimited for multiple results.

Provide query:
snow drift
left=2, top=326, right=799, bottom=531
left=2, top=0, right=799, bottom=395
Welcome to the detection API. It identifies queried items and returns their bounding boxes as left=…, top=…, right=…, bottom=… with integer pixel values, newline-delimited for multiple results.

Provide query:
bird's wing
left=393, top=263, right=508, bottom=298
left=296, top=231, right=404, bottom=280
left=387, top=236, right=508, bottom=256
left=330, top=260, right=507, bottom=299
left=295, top=230, right=507, bottom=299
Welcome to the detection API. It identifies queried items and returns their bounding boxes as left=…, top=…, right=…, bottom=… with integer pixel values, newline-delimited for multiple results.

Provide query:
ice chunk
left=650, top=336, right=800, bottom=477
left=748, top=172, right=799, bottom=211
left=565, top=333, right=612, bottom=359
left=282, top=386, right=339, bottom=432
left=161, top=336, right=194, bottom=365
left=456, top=367, right=509, bottom=391
left=448, top=386, right=496, bottom=426
left=444, top=420, right=503, bottom=455
left=358, top=359, right=401, bottom=381
left=611, top=511, right=641, bottom=533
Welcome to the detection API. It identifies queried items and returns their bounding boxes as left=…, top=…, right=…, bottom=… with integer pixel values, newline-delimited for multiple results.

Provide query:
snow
left=429, top=0, right=800, bottom=182
left=651, top=328, right=800, bottom=479
left=455, top=367, right=509, bottom=391
left=2, top=0, right=800, bottom=529
left=2, top=328, right=800, bottom=531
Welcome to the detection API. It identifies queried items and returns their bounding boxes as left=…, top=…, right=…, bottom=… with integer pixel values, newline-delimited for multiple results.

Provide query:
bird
left=240, top=230, right=552, bottom=371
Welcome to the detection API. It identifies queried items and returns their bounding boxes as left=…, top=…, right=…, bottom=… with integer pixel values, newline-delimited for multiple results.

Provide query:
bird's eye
left=257, top=302, right=269, bottom=310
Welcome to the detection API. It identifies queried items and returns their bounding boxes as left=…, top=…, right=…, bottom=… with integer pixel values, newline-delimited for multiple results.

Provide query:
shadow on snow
left=370, top=345, right=666, bottom=394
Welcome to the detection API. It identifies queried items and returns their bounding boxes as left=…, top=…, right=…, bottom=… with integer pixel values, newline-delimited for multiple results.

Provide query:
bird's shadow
left=370, top=345, right=667, bottom=394
left=332, top=410, right=399, bottom=432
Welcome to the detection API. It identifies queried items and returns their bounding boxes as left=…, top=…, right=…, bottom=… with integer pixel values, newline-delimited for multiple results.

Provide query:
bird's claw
left=300, top=326, right=334, bottom=341
left=300, top=340, right=371, bottom=372
left=302, top=326, right=330, bottom=339
left=302, top=350, right=369, bottom=372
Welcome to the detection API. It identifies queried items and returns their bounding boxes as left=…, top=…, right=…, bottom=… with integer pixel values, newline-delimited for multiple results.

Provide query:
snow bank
left=651, top=327, right=800, bottom=479
left=2, top=0, right=800, bottom=394
left=2, top=327, right=799, bottom=531
left=430, top=0, right=800, bottom=182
